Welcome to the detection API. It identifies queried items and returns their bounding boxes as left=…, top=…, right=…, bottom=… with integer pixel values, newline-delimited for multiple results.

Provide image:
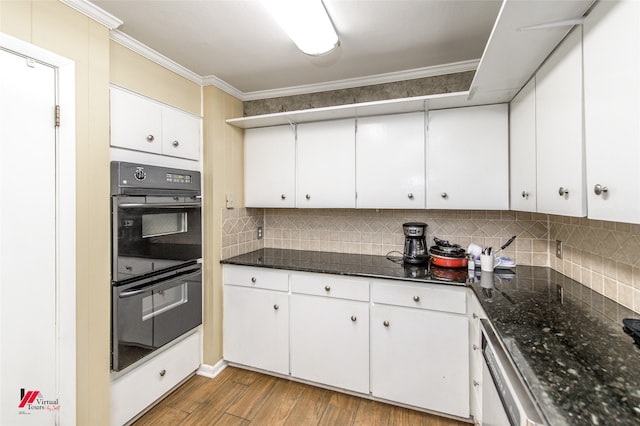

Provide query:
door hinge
left=55, top=105, right=60, bottom=127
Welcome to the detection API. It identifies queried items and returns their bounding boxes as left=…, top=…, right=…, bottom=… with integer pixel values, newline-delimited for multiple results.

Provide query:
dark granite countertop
left=221, top=248, right=640, bottom=425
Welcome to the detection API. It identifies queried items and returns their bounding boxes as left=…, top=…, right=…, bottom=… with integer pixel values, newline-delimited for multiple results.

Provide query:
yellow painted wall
left=203, top=86, right=243, bottom=363
left=110, top=41, right=201, bottom=115
left=0, top=0, right=112, bottom=424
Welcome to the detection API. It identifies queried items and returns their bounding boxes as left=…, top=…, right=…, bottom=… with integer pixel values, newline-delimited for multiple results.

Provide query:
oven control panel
left=111, top=161, right=201, bottom=195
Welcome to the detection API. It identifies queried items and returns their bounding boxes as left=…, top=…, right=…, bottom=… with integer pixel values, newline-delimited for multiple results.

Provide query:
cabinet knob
left=273, top=304, right=279, bottom=310
left=324, top=285, right=331, bottom=292
left=351, top=315, right=357, bottom=322
left=172, top=140, right=179, bottom=147
left=558, top=187, right=569, bottom=197
left=521, top=191, right=529, bottom=199
left=146, top=134, right=155, bottom=142
left=594, top=184, right=608, bottom=196
left=281, top=194, right=286, bottom=200
left=408, top=193, right=414, bottom=200
left=383, top=320, right=390, bottom=327
left=473, top=380, right=480, bottom=387
left=413, top=295, right=420, bottom=302
left=472, top=313, right=478, bottom=319
left=306, top=194, right=311, bottom=200
left=441, top=192, right=448, bottom=199
left=473, top=344, right=479, bottom=351
left=251, top=277, right=257, bottom=283
left=159, top=369, right=166, bottom=377
left=125, top=265, right=132, bottom=271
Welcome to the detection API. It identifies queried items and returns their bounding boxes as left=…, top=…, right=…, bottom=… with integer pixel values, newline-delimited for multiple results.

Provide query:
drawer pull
left=159, top=369, right=166, bottom=377
left=125, top=265, right=132, bottom=271
left=324, top=285, right=331, bottom=292
left=383, top=321, right=390, bottom=327
left=351, top=315, right=357, bottom=322
left=473, top=380, right=480, bottom=387
left=472, top=313, right=478, bottom=319
left=413, top=295, right=420, bottom=302
left=473, top=344, right=479, bottom=351
left=273, top=304, right=279, bottom=310
left=251, top=277, right=257, bottom=283
left=146, top=134, right=155, bottom=142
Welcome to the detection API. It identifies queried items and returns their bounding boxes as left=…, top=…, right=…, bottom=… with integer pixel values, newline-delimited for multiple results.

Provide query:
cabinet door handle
left=472, top=313, right=478, bottom=319
left=594, top=184, right=608, bottom=196
left=251, top=277, right=257, bottom=283
left=473, top=344, right=479, bottom=351
left=273, top=304, right=279, bottom=310
left=172, top=140, right=179, bottom=147
left=521, top=191, right=529, bottom=199
left=324, top=285, right=331, bottom=292
left=408, top=193, right=414, bottom=200
left=281, top=194, right=286, bottom=200
left=383, top=320, right=390, bottom=327
left=413, top=295, right=420, bottom=302
left=441, top=192, right=448, bottom=199
left=558, top=187, right=569, bottom=196
left=159, top=369, right=166, bottom=377
left=306, top=194, right=311, bottom=200
left=473, top=380, right=480, bottom=387
left=146, top=134, right=155, bottom=142
left=351, top=315, right=357, bottom=322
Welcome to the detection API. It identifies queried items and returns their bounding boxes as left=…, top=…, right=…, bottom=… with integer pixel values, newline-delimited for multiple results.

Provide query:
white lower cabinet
left=110, top=330, right=201, bottom=426
left=370, top=281, right=469, bottom=418
left=223, top=284, right=290, bottom=375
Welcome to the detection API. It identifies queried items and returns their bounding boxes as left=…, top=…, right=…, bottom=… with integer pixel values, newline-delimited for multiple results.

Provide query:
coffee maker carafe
left=402, top=222, right=428, bottom=264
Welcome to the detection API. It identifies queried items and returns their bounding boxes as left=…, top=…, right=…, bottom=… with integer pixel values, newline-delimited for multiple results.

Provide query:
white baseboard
left=197, top=359, right=227, bottom=378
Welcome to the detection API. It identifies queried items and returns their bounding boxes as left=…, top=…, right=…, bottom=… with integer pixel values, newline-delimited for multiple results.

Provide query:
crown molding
left=110, top=30, right=203, bottom=86
left=201, top=75, right=245, bottom=100
left=237, top=59, right=479, bottom=101
left=59, top=0, right=123, bottom=29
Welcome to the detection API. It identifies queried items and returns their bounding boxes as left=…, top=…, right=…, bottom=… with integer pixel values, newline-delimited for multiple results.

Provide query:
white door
left=356, top=112, right=426, bottom=209
left=427, top=104, right=509, bottom=210
left=297, top=119, right=355, bottom=208
left=535, top=28, right=586, bottom=217
left=0, top=49, right=58, bottom=425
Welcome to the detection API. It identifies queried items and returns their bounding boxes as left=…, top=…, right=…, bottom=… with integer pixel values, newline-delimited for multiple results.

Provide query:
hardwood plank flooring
left=133, top=367, right=468, bottom=426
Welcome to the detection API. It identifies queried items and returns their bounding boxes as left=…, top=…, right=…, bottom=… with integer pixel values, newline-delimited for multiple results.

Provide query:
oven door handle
left=118, top=269, right=201, bottom=298
left=118, top=202, right=201, bottom=209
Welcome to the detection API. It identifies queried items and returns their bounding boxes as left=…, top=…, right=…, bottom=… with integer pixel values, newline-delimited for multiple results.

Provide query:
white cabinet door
left=356, top=112, right=426, bottom=208
left=427, top=104, right=509, bottom=210
left=110, top=86, right=163, bottom=155
left=509, top=78, right=537, bottom=212
left=245, top=125, right=296, bottom=207
left=297, top=119, right=355, bottom=208
left=370, top=304, right=469, bottom=417
left=535, top=28, right=586, bottom=217
left=290, top=294, right=369, bottom=393
left=162, top=107, right=201, bottom=160
left=584, top=0, right=640, bottom=224
left=223, top=285, right=289, bottom=375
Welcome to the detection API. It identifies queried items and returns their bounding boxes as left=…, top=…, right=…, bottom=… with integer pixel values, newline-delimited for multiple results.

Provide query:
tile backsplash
left=221, top=207, right=640, bottom=314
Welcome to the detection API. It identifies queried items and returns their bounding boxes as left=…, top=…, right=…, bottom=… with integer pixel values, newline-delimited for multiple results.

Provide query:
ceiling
left=90, top=0, right=503, bottom=98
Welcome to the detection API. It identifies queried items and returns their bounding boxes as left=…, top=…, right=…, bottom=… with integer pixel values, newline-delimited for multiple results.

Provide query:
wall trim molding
left=59, top=0, right=123, bottom=29
left=197, top=360, right=227, bottom=379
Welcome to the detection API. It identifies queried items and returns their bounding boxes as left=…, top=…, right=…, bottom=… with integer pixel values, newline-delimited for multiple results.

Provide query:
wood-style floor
left=133, top=366, right=468, bottom=426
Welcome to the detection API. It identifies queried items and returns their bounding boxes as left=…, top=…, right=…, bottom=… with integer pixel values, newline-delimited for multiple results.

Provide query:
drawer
left=291, top=272, right=369, bottom=301
left=224, top=265, right=289, bottom=291
left=372, top=280, right=466, bottom=314
left=110, top=329, right=201, bottom=426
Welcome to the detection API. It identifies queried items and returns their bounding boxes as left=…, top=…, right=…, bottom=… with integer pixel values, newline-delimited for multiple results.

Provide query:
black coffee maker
left=402, top=222, right=428, bottom=264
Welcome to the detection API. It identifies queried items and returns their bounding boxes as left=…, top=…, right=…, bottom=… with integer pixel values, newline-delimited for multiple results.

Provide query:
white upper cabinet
left=509, top=78, right=537, bottom=212
left=535, top=28, right=586, bottom=217
left=584, top=0, right=640, bottom=224
left=297, top=119, right=356, bottom=208
left=245, top=125, right=296, bottom=208
left=110, top=86, right=201, bottom=160
left=356, top=112, right=426, bottom=209
left=427, top=104, right=509, bottom=210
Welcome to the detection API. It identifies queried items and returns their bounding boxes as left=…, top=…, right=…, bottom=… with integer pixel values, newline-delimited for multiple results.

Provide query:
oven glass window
left=142, top=212, right=187, bottom=238
left=141, top=282, right=189, bottom=321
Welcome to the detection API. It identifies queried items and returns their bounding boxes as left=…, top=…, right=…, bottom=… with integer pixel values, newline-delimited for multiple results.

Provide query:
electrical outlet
left=226, top=193, right=234, bottom=209
left=556, top=240, right=563, bottom=259
left=257, top=226, right=263, bottom=240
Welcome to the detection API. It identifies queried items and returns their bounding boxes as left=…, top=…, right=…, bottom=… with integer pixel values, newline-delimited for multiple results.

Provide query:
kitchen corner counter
left=221, top=249, right=640, bottom=425
left=469, top=266, right=640, bottom=425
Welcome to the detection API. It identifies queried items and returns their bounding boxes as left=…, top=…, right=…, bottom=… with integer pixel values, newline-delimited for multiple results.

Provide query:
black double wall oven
left=111, top=162, right=203, bottom=372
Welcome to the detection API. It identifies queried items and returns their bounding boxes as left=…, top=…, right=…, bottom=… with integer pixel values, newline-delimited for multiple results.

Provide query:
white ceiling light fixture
left=261, top=0, right=340, bottom=56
